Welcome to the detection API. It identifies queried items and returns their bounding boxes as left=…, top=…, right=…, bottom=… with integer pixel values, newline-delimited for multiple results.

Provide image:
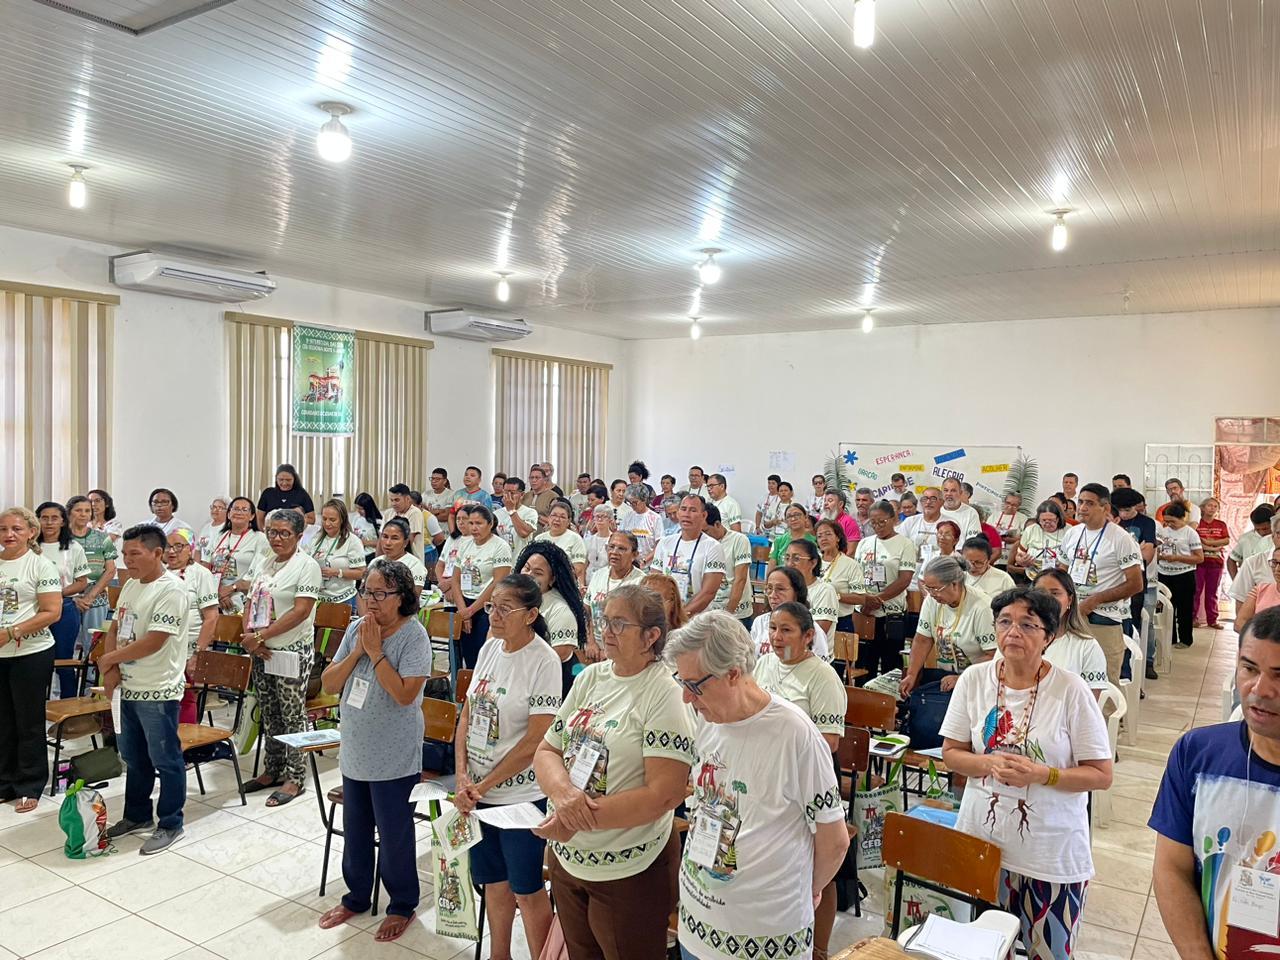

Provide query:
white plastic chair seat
left=1155, top=583, right=1174, bottom=674
left=897, top=908, right=1021, bottom=956
left=1092, top=682, right=1127, bottom=827
left=1119, top=629, right=1144, bottom=746
left=1223, top=675, right=1239, bottom=721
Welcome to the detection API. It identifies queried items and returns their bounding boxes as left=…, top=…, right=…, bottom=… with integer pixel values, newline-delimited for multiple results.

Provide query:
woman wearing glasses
left=194, top=498, right=229, bottom=565
left=963, top=536, right=1015, bottom=598
left=164, top=529, right=220, bottom=724
left=370, top=519, right=427, bottom=597
left=750, top=566, right=832, bottom=661
left=66, top=495, right=117, bottom=656
left=207, top=497, right=268, bottom=613
left=533, top=499, right=589, bottom=591
left=899, top=556, right=996, bottom=699
left=1234, top=547, right=1280, bottom=633
left=318, top=561, right=431, bottom=944
left=533, top=584, right=695, bottom=960
left=235, top=509, right=322, bottom=806
left=453, top=575, right=560, bottom=960
left=586, top=533, right=646, bottom=661
left=781, top=539, right=839, bottom=639
left=145, top=488, right=189, bottom=537
left=940, top=587, right=1111, bottom=960
left=767, top=503, right=816, bottom=572
left=87, top=489, right=124, bottom=547
left=451, top=503, right=513, bottom=670
left=814, top=519, right=867, bottom=635
left=1009, top=501, right=1067, bottom=582
left=309, top=499, right=367, bottom=612
left=515, top=541, right=589, bottom=694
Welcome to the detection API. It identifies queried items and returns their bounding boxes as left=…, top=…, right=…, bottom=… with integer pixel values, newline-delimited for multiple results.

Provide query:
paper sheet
left=432, top=804, right=482, bottom=858
left=273, top=728, right=341, bottom=748
left=110, top=688, right=122, bottom=733
left=905, top=914, right=1006, bottom=960
left=471, top=802, right=548, bottom=830
left=768, top=450, right=796, bottom=472
left=264, top=650, right=301, bottom=679
left=409, top=780, right=451, bottom=803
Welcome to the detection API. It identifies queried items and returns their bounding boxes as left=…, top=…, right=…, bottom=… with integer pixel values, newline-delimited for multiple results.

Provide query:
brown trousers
left=547, top=828, right=680, bottom=960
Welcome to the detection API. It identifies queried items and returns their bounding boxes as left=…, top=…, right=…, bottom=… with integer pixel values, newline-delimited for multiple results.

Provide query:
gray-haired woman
left=619, top=484, right=664, bottom=568
left=237, top=508, right=322, bottom=805
left=899, top=555, right=997, bottom=698
left=533, top=584, right=694, bottom=960
left=666, top=611, right=849, bottom=960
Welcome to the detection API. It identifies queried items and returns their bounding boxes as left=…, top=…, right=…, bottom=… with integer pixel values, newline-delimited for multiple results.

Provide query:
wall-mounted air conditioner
left=109, top=250, right=277, bottom=302
left=426, top=309, right=532, bottom=342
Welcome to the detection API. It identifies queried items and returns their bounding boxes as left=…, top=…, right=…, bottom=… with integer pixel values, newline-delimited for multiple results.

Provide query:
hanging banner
left=837, top=442, right=1023, bottom=506
left=291, top=324, right=354, bottom=436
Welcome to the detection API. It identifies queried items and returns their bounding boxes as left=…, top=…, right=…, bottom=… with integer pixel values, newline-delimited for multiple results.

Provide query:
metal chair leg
left=193, top=761, right=206, bottom=795
left=474, top=885, right=487, bottom=960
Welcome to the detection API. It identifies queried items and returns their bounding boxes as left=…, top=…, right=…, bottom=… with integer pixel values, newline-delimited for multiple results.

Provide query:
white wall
left=627, top=309, right=1280, bottom=510
left=0, top=223, right=629, bottom=526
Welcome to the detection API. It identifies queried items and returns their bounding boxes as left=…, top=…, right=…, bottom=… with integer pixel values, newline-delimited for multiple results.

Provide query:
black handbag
left=906, top=680, right=952, bottom=750
left=68, top=746, right=122, bottom=785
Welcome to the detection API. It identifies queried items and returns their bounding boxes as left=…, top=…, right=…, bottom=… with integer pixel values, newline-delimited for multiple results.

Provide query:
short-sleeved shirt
left=466, top=635, right=563, bottom=802
left=650, top=533, right=727, bottom=603
left=334, top=616, right=432, bottom=781
left=710, top=495, right=743, bottom=529
left=1230, top=528, right=1270, bottom=566
left=534, top=529, right=587, bottom=567
left=0, top=551, right=61, bottom=656
left=370, top=553, right=428, bottom=590
left=1018, top=524, right=1065, bottom=579
left=544, top=661, right=696, bottom=881
left=769, top=531, right=816, bottom=566
left=619, top=509, right=664, bottom=561
left=1231, top=546, right=1279, bottom=603
left=1058, top=523, right=1143, bottom=623
left=496, top=504, right=540, bottom=559
left=939, top=662, right=1111, bottom=884
left=422, top=489, right=454, bottom=516
left=585, top=566, right=645, bottom=639
left=392, top=505, right=426, bottom=563
left=522, top=488, right=558, bottom=518
left=1157, top=523, right=1204, bottom=576
left=245, top=551, right=323, bottom=652
left=542, top=589, right=582, bottom=651
left=584, top=533, right=610, bottom=580
left=1198, top=519, right=1230, bottom=565
left=207, top=528, right=270, bottom=595
left=821, top=552, right=865, bottom=618
left=257, top=486, right=316, bottom=518
left=712, top=530, right=754, bottom=619
left=44, top=541, right=91, bottom=589
left=854, top=534, right=918, bottom=617
left=898, top=514, right=940, bottom=587
left=940, top=503, right=981, bottom=542
left=996, top=631, right=1107, bottom=691
left=73, top=529, right=118, bottom=608
left=916, top=585, right=996, bottom=672
left=115, top=572, right=190, bottom=700
left=679, top=696, right=843, bottom=960
left=174, top=562, right=219, bottom=655
left=805, top=579, right=840, bottom=627
left=308, top=532, right=367, bottom=602
left=968, top=566, right=1015, bottom=599
left=1150, top=722, right=1280, bottom=958
left=455, top=535, right=513, bottom=599
left=751, top=612, right=830, bottom=661
left=753, top=655, right=847, bottom=736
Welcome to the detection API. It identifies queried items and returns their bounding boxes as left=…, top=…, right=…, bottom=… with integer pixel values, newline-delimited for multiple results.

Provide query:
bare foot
left=374, top=913, right=415, bottom=942
left=318, top=904, right=360, bottom=929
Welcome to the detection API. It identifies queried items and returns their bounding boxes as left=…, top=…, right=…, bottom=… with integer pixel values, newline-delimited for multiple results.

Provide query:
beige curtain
left=0, top=283, right=115, bottom=506
left=226, top=313, right=431, bottom=505
left=493, top=350, right=609, bottom=479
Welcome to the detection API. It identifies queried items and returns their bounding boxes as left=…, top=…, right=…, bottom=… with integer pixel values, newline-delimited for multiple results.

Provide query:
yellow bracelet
left=1045, top=767, right=1060, bottom=787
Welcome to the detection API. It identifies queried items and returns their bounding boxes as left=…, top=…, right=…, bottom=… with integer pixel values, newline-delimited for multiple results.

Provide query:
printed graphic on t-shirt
left=685, top=751, right=744, bottom=887
left=467, top=676, right=503, bottom=756
left=0, top=583, right=17, bottom=625
left=562, top=702, right=613, bottom=796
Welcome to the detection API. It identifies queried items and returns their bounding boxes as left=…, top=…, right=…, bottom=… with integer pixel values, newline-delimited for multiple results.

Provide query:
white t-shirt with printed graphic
left=309, top=532, right=367, bottom=602
left=916, top=585, right=996, bottom=673
left=455, top=535, right=513, bottom=600
left=712, top=530, right=754, bottom=620
left=174, top=562, right=219, bottom=655
left=466, top=635, right=563, bottom=803
left=422, top=489, right=454, bottom=515
left=1058, top=523, right=1142, bottom=623
left=542, top=589, right=582, bottom=652
left=1017, top=524, right=1065, bottom=578
left=751, top=613, right=830, bottom=662
left=534, top=529, right=588, bottom=567
left=757, top=495, right=785, bottom=539
left=44, top=542, right=91, bottom=589
left=371, top=552, right=429, bottom=590
left=898, top=514, right=940, bottom=590
left=544, top=661, right=696, bottom=881
left=854, top=535, right=918, bottom=617
left=619, top=509, right=664, bottom=562
left=821, top=552, right=865, bottom=618
left=1156, top=524, right=1204, bottom=576
left=753, top=655, right=848, bottom=737
left=679, top=695, right=844, bottom=960
left=245, top=551, right=323, bottom=652
left=0, top=551, right=61, bottom=656
left=585, top=566, right=645, bottom=639
left=115, top=571, right=190, bottom=700
left=650, top=533, right=727, bottom=604
left=496, top=504, right=540, bottom=560
left=939, top=662, right=1111, bottom=883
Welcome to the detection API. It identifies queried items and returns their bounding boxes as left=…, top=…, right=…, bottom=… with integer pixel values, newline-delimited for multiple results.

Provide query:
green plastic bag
left=59, top=779, right=112, bottom=859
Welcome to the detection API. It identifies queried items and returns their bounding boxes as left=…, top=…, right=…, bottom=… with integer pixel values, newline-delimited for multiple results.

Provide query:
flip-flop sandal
left=265, top=786, right=305, bottom=807
left=14, top=798, right=38, bottom=814
left=243, top=777, right=284, bottom=794
left=375, top=913, right=415, bottom=943
left=318, top=905, right=361, bottom=929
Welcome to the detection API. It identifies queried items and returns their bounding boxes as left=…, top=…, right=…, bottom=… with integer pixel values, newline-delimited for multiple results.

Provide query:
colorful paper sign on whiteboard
left=838, top=443, right=1023, bottom=507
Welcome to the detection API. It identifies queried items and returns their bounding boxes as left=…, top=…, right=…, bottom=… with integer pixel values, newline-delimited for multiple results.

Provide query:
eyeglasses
left=995, top=617, right=1047, bottom=635
left=358, top=588, right=396, bottom=602
left=783, top=555, right=809, bottom=565
left=164, top=543, right=188, bottom=552
left=1269, top=560, right=1280, bottom=570
left=265, top=529, right=296, bottom=540
left=922, top=582, right=952, bottom=596
left=483, top=602, right=528, bottom=618
left=672, top=671, right=717, bottom=697
left=920, top=495, right=940, bottom=503
left=150, top=499, right=173, bottom=507
left=601, top=616, right=639, bottom=635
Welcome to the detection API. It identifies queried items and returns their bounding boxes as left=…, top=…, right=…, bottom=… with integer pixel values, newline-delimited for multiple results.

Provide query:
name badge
left=1069, top=557, right=1090, bottom=586
left=460, top=566, right=478, bottom=596
left=686, top=811, right=723, bottom=868
left=868, top=562, right=887, bottom=584
left=1229, top=865, right=1280, bottom=937
left=569, top=740, right=603, bottom=791
left=468, top=715, right=492, bottom=752
left=346, top=676, right=370, bottom=709
left=248, top=581, right=273, bottom=629
left=117, top=609, right=137, bottom=643
left=443, top=555, right=457, bottom=577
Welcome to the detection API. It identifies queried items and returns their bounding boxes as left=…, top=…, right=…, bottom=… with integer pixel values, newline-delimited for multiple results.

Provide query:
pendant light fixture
left=861, top=309, right=874, bottom=333
left=689, top=316, right=703, bottom=340
left=316, top=102, right=353, bottom=163
left=696, top=248, right=723, bottom=285
left=1050, top=212, right=1068, bottom=252
left=67, top=165, right=88, bottom=209
left=853, top=0, right=875, bottom=48
left=495, top=271, right=512, bottom=303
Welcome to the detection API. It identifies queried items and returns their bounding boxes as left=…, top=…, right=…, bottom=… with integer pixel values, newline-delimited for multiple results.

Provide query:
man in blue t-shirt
left=1112, top=487, right=1158, bottom=678
left=1150, top=607, right=1280, bottom=959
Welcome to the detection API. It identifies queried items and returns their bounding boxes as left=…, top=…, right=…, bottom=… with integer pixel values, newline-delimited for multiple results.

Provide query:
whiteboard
left=836, top=442, right=1025, bottom=506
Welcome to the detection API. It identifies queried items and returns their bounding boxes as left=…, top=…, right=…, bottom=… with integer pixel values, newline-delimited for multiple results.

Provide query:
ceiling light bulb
left=853, top=0, right=876, bottom=48
left=698, top=256, right=721, bottom=285
left=316, top=103, right=353, bottom=163
left=67, top=166, right=87, bottom=209
left=861, top=310, right=874, bottom=333
left=495, top=272, right=511, bottom=302
left=690, top=320, right=702, bottom=341
left=1051, top=215, right=1068, bottom=252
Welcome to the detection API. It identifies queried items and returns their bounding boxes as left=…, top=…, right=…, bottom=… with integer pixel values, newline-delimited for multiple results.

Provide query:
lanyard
left=669, top=534, right=702, bottom=574
left=213, top=529, right=250, bottom=577
left=1082, top=526, right=1106, bottom=564
left=312, top=535, right=341, bottom=561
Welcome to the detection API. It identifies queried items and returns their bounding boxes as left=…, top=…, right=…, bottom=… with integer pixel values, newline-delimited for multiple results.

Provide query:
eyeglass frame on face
left=358, top=587, right=398, bottom=602
left=483, top=601, right=528, bottom=618
left=601, top=616, right=640, bottom=636
left=265, top=528, right=296, bottom=540
left=920, top=494, right=940, bottom=503
left=995, top=615, right=1047, bottom=636
left=164, top=541, right=189, bottom=553
left=672, top=671, right=718, bottom=697
left=783, top=552, right=811, bottom=567
left=921, top=579, right=955, bottom=597
left=150, top=497, right=173, bottom=507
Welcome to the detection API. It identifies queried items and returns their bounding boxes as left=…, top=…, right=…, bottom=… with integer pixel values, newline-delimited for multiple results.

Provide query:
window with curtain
left=1, top=282, right=115, bottom=507
left=493, top=349, right=610, bottom=480
left=226, top=312, right=431, bottom=505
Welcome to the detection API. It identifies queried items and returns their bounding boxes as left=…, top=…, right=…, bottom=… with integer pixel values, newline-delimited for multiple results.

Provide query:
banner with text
left=837, top=442, right=1023, bottom=506
left=291, top=324, right=354, bottom=436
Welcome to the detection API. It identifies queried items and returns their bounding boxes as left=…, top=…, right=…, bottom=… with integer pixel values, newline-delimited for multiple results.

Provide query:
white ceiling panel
left=0, top=0, right=1276, bottom=337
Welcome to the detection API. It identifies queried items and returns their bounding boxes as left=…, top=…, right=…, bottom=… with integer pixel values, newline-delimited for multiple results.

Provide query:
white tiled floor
left=0, top=623, right=1235, bottom=960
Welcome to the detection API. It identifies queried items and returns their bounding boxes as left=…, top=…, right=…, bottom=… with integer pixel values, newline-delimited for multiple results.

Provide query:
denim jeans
left=118, top=698, right=186, bottom=830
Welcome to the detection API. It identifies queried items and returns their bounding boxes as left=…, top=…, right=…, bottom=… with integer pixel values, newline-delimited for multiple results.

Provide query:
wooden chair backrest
left=426, top=612, right=455, bottom=641
left=845, top=686, right=897, bottom=730
left=117, top=568, right=136, bottom=584
left=833, top=631, right=858, bottom=664
left=85, top=634, right=105, bottom=664
left=314, top=602, right=352, bottom=631
left=423, top=697, right=458, bottom=742
left=190, top=650, right=253, bottom=692
left=882, top=812, right=1001, bottom=902
left=751, top=544, right=771, bottom=563
left=107, top=585, right=122, bottom=609
left=215, top=614, right=244, bottom=644
left=455, top=668, right=473, bottom=704
left=837, top=724, right=871, bottom=773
